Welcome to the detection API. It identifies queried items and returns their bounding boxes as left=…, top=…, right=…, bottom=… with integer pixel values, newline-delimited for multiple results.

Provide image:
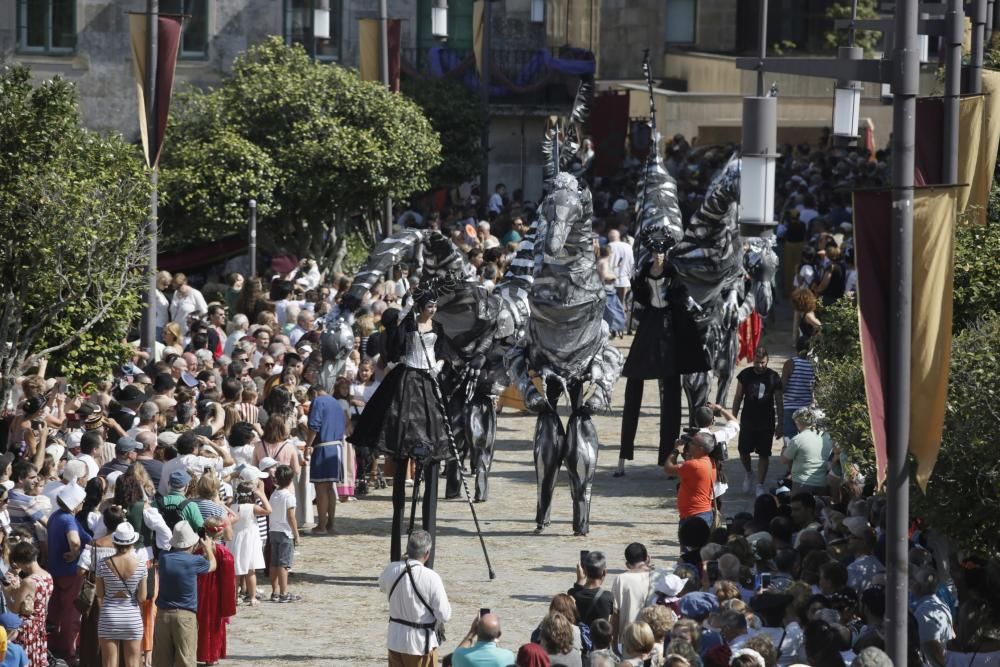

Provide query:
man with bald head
left=451, top=612, right=514, bottom=667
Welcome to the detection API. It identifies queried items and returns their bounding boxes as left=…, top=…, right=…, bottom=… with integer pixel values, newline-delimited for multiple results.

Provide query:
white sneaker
left=741, top=477, right=753, bottom=494
left=755, top=484, right=766, bottom=497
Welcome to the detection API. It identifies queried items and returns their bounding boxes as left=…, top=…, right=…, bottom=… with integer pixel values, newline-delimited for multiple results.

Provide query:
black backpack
left=156, top=496, right=193, bottom=531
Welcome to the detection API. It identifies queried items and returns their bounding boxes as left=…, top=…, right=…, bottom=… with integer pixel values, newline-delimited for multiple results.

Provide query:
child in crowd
left=267, top=465, right=300, bottom=603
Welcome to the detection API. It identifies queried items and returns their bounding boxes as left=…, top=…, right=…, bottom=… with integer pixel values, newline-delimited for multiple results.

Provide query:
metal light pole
left=379, top=0, right=393, bottom=238
left=736, top=2, right=919, bottom=658
left=943, top=0, right=963, bottom=184
left=971, top=0, right=987, bottom=94
left=480, top=0, right=493, bottom=207
left=886, top=0, right=918, bottom=661
left=142, top=0, right=159, bottom=360
left=248, top=199, right=257, bottom=278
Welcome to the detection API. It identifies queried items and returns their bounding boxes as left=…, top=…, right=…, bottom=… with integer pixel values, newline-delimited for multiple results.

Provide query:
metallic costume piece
left=319, top=305, right=356, bottom=393
left=504, top=76, right=623, bottom=535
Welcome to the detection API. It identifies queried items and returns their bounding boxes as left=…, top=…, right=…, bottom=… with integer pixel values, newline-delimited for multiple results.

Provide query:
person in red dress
left=195, top=519, right=237, bottom=665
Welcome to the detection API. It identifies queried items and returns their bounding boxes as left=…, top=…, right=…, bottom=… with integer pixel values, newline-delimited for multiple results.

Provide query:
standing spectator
left=155, top=271, right=172, bottom=343
left=205, top=304, right=226, bottom=359
left=224, top=313, right=250, bottom=357
left=8, top=541, right=52, bottom=667
left=842, top=517, right=884, bottom=593
left=732, top=347, right=784, bottom=496
left=378, top=530, right=452, bottom=667
left=134, top=431, right=163, bottom=491
left=98, top=436, right=139, bottom=478
left=97, top=523, right=148, bottom=667
left=46, top=484, right=89, bottom=665
left=78, top=505, right=127, bottom=666
left=267, top=465, right=300, bottom=603
left=611, top=543, right=655, bottom=643
left=289, top=309, right=315, bottom=346
left=452, top=613, right=516, bottom=667
left=487, top=183, right=506, bottom=219
left=230, top=475, right=270, bottom=606
left=568, top=551, right=614, bottom=626
left=780, top=340, right=815, bottom=441
left=152, top=521, right=216, bottom=667
left=781, top=409, right=832, bottom=495
left=169, top=273, right=208, bottom=338
left=663, top=433, right=718, bottom=529
left=911, top=566, right=954, bottom=667
left=605, top=228, right=634, bottom=307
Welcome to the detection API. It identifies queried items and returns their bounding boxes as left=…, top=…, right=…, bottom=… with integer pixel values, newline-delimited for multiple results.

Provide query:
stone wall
left=0, top=0, right=280, bottom=138
left=695, top=0, right=737, bottom=52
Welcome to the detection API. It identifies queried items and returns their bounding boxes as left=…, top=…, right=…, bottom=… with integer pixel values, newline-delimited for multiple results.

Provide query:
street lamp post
left=736, top=2, right=919, bottom=660
left=248, top=199, right=257, bottom=279
left=970, top=0, right=988, bottom=94
left=379, top=0, right=393, bottom=238
left=141, top=0, right=159, bottom=360
left=480, top=0, right=494, bottom=206
left=943, top=0, right=963, bottom=184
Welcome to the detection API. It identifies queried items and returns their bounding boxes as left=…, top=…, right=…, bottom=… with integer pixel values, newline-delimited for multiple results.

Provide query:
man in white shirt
left=378, top=530, right=452, bottom=666
left=169, top=273, right=208, bottom=337
left=611, top=542, right=658, bottom=642
left=155, top=270, right=172, bottom=341
left=157, top=431, right=234, bottom=496
left=289, top=309, right=315, bottom=346
left=695, top=403, right=740, bottom=465
left=487, top=183, right=506, bottom=218
left=606, top=229, right=634, bottom=304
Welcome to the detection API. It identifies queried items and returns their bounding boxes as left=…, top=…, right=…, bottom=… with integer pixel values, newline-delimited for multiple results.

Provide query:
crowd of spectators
left=0, top=130, right=985, bottom=667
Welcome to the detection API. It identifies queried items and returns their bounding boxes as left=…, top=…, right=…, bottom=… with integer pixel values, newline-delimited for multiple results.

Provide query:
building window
left=161, top=0, right=209, bottom=58
left=17, top=0, right=76, bottom=54
left=665, top=0, right=697, bottom=45
left=285, top=0, right=341, bottom=61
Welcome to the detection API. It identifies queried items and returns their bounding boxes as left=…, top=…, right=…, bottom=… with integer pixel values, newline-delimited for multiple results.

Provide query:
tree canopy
left=0, top=63, right=150, bottom=407
left=160, top=37, right=443, bottom=269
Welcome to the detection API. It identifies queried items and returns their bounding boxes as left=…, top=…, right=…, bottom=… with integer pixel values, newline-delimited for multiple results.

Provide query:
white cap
left=258, top=456, right=279, bottom=472
left=239, top=466, right=269, bottom=482
left=45, top=444, right=66, bottom=463
left=57, top=483, right=87, bottom=510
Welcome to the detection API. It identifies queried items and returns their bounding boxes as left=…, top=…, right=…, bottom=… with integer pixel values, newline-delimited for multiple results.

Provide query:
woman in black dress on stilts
left=349, top=286, right=453, bottom=566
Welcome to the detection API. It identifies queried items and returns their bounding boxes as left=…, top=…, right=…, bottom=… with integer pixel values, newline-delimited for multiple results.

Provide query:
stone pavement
left=224, top=316, right=793, bottom=665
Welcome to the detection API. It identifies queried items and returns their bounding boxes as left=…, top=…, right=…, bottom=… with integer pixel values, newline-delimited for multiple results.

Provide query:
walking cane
left=417, top=332, right=497, bottom=580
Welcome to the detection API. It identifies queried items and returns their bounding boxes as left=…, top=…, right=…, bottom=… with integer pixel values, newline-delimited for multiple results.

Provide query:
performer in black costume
left=349, top=286, right=454, bottom=567
left=617, top=234, right=705, bottom=471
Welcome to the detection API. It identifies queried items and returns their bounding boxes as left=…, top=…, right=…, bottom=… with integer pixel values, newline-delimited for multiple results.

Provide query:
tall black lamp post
left=736, top=1, right=919, bottom=660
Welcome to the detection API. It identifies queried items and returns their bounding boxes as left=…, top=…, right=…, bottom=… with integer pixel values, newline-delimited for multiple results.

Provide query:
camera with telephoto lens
left=678, top=427, right=699, bottom=446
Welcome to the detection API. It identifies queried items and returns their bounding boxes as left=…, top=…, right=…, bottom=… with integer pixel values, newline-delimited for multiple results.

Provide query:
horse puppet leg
left=466, top=395, right=497, bottom=502
left=565, top=389, right=599, bottom=536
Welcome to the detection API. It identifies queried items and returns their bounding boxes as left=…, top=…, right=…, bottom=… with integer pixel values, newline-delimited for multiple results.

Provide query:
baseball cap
left=57, top=483, right=87, bottom=510
left=115, top=436, right=140, bottom=455
left=239, top=466, right=269, bottom=482
left=168, top=470, right=192, bottom=489
left=0, top=612, right=22, bottom=631
left=258, top=457, right=279, bottom=472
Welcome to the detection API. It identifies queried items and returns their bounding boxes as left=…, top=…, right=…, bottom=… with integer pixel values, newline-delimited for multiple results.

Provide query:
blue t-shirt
left=1, top=642, right=29, bottom=667
left=156, top=551, right=210, bottom=612
left=307, top=395, right=347, bottom=443
left=452, top=641, right=516, bottom=667
left=47, top=509, right=90, bottom=578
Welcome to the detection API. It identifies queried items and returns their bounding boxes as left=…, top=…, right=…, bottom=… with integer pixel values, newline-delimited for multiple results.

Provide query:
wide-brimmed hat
left=112, top=522, right=141, bottom=546
left=170, top=520, right=199, bottom=549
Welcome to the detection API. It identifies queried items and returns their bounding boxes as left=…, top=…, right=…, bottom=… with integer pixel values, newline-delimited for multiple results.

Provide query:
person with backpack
left=157, top=471, right=204, bottom=534
left=569, top=551, right=615, bottom=627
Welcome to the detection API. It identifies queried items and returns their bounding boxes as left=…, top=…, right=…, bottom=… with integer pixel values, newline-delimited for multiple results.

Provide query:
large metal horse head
left=744, top=236, right=778, bottom=318
left=632, top=130, right=685, bottom=269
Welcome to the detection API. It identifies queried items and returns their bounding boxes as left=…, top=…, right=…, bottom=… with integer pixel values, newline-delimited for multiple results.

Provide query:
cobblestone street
left=226, top=325, right=791, bottom=665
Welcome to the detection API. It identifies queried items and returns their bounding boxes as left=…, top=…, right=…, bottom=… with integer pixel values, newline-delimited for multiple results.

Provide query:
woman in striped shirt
left=780, top=338, right=816, bottom=441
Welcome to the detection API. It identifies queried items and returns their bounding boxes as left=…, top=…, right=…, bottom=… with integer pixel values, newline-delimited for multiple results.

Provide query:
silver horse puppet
left=505, top=77, right=623, bottom=536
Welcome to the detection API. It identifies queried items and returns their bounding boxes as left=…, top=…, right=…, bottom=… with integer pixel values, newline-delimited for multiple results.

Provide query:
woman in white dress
left=229, top=475, right=271, bottom=606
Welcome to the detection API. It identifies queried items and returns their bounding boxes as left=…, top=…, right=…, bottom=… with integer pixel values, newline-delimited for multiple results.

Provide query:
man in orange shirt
left=663, top=432, right=717, bottom=528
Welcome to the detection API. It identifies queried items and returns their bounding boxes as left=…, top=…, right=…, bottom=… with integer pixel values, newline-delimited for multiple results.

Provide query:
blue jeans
left=782, top=408, right=799, bottom=439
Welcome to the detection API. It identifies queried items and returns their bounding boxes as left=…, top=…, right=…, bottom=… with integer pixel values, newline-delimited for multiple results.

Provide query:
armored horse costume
left=505, top=77, right=623, bottom=536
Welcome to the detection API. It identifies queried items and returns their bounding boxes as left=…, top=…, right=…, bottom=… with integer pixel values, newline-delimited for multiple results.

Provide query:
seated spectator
left=452, top=613, right=515, bottom=667
left=538, top=613, right=582, bottom=667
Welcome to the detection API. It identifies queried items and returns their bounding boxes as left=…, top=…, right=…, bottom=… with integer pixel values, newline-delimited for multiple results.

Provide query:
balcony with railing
left=401, top=45, right=595, bottom=108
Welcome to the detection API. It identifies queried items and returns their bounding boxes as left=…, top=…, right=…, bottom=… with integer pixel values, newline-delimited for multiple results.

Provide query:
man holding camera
left=663, top=430, right=717, bottom=528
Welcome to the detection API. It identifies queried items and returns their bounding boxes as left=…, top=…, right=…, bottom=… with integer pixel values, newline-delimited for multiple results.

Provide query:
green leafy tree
left=0, top=64, right=151, bottom=408
left=824, top=0, right=882, bottom=56
left=401, top=77, right=486, bottom=187
left=813, top=221, right=1000, bottom=556
left=160, top=38, right=442, bottom=270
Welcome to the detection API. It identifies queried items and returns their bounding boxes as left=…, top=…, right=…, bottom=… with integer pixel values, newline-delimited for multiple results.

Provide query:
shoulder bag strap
left=107, top=556, right=136, bottom=600
left=388, top=564, right=409, bottom=600
left=405, top=564, right=436, bottom=617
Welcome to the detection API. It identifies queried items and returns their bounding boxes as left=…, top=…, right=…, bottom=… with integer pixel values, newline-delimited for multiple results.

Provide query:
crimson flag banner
left=852, top=190, right=892, bottom=487
left=591, top=92, right=630, bottom=178
left=129, top=14, right=183, bottom=167
left=913, top=98, right=944, bottom=186
left=852, top=188, right=958, bottom=488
